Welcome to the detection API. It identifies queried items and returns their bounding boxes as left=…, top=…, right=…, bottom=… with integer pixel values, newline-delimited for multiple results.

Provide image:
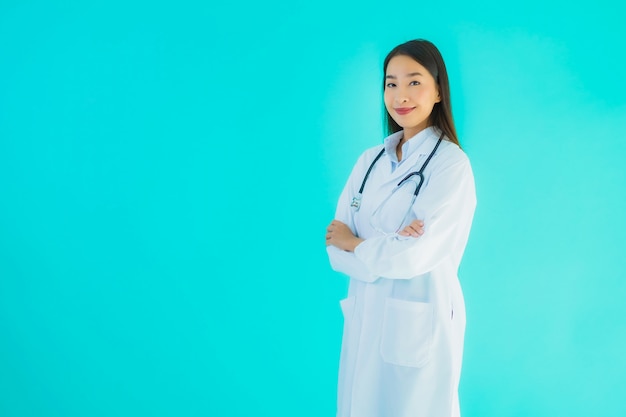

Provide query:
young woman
left=325, top=39, right=476, bottom=417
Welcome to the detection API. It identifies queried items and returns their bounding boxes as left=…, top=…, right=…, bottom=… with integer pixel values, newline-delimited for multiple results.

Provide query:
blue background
left=1, top=1, right=625, bottom=416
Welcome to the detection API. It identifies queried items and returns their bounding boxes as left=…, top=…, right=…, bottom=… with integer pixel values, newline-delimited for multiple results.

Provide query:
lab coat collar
left=383, top=126, right=440, bottom=163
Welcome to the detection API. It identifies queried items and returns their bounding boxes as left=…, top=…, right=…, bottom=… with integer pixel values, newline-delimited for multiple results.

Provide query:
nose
left=393, top=88, right=410, bottom=104
left=394, top=95, right=409, bottom=105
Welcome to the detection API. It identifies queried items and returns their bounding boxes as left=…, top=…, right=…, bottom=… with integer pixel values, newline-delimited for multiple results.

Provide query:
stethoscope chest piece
left=350, top=195, right=363, bottom=210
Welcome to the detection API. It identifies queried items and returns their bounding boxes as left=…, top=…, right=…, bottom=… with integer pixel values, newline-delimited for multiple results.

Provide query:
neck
left=399, top=125, right=429, bottom=147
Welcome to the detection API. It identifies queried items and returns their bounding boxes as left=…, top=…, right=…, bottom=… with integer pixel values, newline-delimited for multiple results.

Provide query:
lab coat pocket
left=340, top=296, right=356, bottom=323
left=380, top=298, right=433, bottom=367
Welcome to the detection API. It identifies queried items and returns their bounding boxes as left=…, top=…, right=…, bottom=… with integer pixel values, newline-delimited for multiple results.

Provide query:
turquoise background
left=1, top=1, right=625, bottom=416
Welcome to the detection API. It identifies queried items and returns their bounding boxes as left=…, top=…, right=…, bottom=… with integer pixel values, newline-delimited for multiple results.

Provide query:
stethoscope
left=350, top=131, right=444, bottom=233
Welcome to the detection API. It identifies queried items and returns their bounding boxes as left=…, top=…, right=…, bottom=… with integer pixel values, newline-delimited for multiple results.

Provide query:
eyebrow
left=385, top=72, right=423, bottom=79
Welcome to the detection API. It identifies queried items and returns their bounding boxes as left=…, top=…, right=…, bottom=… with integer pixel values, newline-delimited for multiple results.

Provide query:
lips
left=394, top=107, right=415, bottom=115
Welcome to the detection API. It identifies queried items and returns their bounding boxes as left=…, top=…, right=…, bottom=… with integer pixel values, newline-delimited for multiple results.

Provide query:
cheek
left=413, top=89, right=430, bottom=101
left=422, top=89, right=440, bottom=105
left=383, top=91, right=394, bottom=111
left=411, top=93, right=434, bottom=110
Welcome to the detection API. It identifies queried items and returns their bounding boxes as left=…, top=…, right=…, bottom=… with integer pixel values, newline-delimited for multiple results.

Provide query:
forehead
left=385, top=55, right=429, bottom=76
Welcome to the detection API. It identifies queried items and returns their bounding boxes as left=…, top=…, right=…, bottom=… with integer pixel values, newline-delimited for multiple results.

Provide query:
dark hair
left=383, top=39, right=459, bottom=146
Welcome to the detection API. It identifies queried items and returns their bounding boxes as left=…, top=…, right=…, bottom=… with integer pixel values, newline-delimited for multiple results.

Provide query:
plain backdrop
left=1, top=1, right=625, bottom=416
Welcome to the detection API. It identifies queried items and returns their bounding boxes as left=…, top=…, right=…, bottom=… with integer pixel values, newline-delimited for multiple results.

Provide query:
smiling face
left=384, top=54, right=441, bottom=140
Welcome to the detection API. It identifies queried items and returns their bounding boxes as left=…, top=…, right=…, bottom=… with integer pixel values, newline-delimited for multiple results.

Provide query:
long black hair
left=383, top=39, right=459, bottom=146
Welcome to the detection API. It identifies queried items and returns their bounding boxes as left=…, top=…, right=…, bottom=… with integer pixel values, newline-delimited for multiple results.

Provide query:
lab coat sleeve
left=353, top=154, right=476, bottom=279
left=326, top=150, right=380, bottom=283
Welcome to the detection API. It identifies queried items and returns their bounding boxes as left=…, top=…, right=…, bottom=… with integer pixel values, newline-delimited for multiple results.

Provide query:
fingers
left=328, top=219, right=346, bottom=228
left=326, top=221, right=336, bottom=246
left=326, top=219, right=346, bottom=235
left=326, top=219, right=350, bottom=247
left=399, top=220, right=425, bottom=237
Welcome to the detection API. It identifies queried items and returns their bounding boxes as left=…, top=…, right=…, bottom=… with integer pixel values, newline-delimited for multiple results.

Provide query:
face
left=384, top=55, right=441, bottom=139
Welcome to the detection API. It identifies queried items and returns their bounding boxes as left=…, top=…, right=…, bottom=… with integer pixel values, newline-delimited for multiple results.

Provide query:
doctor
left=326, top=39, right=476, bottom=417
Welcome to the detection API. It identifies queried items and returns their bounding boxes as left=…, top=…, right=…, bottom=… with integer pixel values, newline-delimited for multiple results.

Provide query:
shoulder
left=433, top=138, right=471, bottom=169
left=425, top=137, right=474, bottom=185
left=353, top=143, right=386, bottom=169
left=341, top=143, right=386, bottom=184
left=357, top=130, right=401, bottom=165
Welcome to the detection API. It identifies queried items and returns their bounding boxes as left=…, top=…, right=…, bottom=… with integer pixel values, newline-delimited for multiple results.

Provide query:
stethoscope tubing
left=353, top=131, right=445, bottom=210
left=396, top=134, right=443, bottom=196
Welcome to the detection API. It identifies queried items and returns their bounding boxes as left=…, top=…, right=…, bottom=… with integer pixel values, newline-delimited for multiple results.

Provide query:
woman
left=325, top=39, right=476, bottom=417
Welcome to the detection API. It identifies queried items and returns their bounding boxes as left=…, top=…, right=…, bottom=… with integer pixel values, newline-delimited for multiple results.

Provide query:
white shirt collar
left=383, top=126, right=440, bottom=165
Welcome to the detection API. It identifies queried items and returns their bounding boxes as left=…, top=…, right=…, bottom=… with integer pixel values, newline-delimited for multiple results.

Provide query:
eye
left=385, top=82, right=396, bottom=88
left=410, top=80, right=421, bottom=86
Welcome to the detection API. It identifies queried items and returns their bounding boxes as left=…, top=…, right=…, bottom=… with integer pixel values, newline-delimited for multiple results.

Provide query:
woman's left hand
left=326, top=220, right=364, bottom=252
left=398, top=219, right=425, bottom=237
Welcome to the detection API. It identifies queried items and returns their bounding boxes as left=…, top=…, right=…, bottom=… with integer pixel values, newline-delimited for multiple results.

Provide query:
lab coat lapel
left=389, top=133, right=439, bottom=182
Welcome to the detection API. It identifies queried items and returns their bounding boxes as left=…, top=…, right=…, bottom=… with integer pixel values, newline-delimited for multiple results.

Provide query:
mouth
left=394, top=107, right=415, bottom=115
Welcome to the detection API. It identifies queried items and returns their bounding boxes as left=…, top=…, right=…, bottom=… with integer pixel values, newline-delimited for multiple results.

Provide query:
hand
left=398, top=220, right=425, bottom=238
left=326, top=220, right=364, bottom=252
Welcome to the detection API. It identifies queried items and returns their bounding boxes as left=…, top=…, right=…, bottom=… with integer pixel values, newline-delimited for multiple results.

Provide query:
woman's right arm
left=326, top=151, right=380, bottom=283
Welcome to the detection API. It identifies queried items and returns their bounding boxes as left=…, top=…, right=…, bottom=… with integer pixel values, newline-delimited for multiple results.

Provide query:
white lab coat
left=327, top=127, right=476, bottom=417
